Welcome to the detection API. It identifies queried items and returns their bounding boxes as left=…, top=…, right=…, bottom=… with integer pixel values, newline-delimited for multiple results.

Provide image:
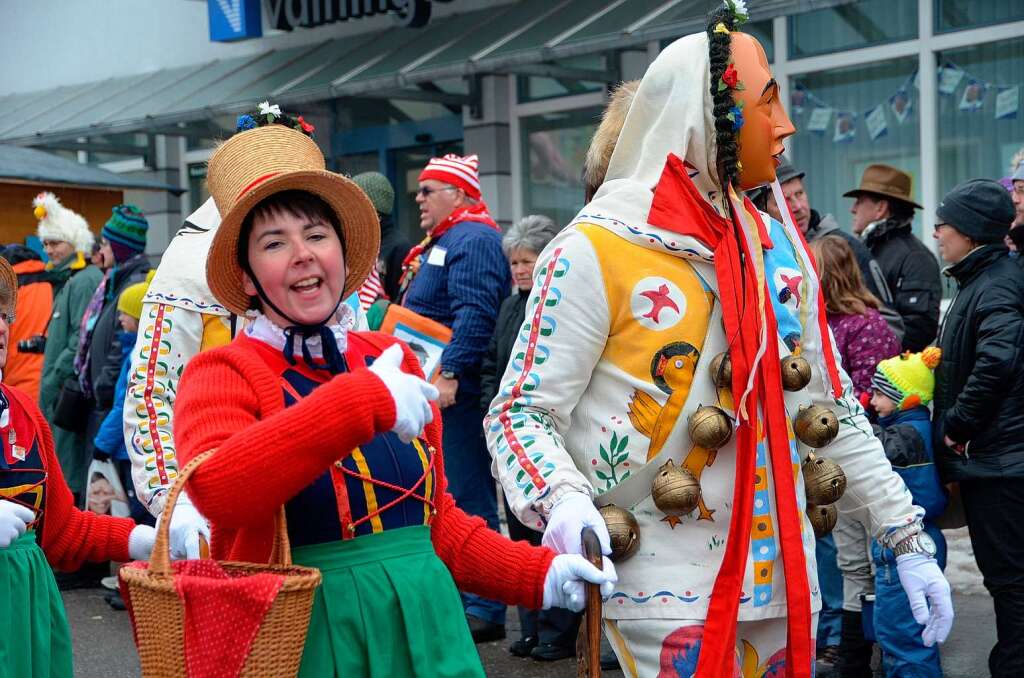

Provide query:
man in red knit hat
left=400, top=152, right=513, bottom=641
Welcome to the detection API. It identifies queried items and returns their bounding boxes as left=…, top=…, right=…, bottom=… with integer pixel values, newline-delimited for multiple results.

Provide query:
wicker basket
left=120, top=450, right=322, bottom=677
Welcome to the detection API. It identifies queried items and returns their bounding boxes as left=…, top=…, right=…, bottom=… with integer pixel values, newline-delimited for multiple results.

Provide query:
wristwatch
left=440, top=370, right=457, bottom=380
left=892, top=531, right=938, bottom=558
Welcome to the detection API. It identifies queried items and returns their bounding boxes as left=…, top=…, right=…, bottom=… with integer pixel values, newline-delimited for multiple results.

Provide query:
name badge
left=426, top=247, right=447, bottom=266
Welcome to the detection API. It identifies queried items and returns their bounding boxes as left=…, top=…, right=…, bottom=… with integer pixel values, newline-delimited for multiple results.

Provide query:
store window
left=937, top=37, right=1024, bottom=198
left=935, top=0, right=1024, bottom=34
left=789, top=57, right=922, bottom=236
left=517, top=55, right=608, bottom=104
left=520, top=107, right=601, bottom=227
left=187, top=163, right=209, bottom=213
left=789, top=0, right=917, bottom=59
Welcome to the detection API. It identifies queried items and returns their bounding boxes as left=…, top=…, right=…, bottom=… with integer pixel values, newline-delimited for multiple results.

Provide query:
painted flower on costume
left=725, top=0, right=749, bottom=22
left=236, top=114, right=257, bottom=132
left=728, top=104, right=745, bottom=132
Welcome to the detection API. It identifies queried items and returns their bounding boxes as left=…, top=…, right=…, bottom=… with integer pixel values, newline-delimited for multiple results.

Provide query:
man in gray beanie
left=352, top=171, right=409, bottom=301
left=932, top=178, right=1024, bottom=678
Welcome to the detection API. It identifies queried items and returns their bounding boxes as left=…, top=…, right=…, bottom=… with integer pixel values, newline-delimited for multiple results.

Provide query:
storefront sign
left=209, top=0, right=449, bottom=41
left=209, top=0, right=263, bottom=41
left=265, top=0, right=448, bottom=31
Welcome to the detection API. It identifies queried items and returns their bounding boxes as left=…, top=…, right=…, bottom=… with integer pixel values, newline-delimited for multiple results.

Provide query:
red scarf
left=648, top=154, right=841, bottom=678
left=399, top=203, right=499, bottom=300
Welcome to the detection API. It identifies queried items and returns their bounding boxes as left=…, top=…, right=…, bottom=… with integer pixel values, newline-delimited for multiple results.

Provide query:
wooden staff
left=576, top=526, right=603, bottom=678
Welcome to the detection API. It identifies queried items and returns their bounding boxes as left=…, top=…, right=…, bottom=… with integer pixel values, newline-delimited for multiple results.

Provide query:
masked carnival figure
left=485, top=3, right=953, bottom=676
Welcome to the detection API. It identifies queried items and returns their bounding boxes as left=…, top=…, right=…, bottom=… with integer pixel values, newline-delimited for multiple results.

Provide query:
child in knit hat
left=864, top=347, right=948, bottom=677
left=92, top=270, right=156, bottom=524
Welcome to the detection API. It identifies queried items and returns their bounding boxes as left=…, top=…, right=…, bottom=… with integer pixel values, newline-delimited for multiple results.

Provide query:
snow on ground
left=942, top=527, right=987, bottom=596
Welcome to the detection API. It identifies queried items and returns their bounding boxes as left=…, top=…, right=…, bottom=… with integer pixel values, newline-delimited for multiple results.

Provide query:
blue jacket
left=403, top=220, right=510, bottom=393
left=875, top=407, right=947, bottom=520
left=92, top=331, right=136, bottom=461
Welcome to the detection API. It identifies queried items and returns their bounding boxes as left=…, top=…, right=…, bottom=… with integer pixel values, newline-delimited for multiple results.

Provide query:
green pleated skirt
left=0, top=531, right=73, bottom=678
left=293, top=525, right=484, bottom=678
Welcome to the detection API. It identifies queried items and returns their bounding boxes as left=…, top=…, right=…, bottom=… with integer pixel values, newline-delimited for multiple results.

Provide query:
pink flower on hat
left=418, top=154, right=482, bottom=200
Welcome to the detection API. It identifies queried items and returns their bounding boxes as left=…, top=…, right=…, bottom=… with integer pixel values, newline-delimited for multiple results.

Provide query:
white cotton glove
left=896, top=553, right=954, bottom=646
left=541, top=492, right=612, bottom=557
left=0, top=500, right=34, bottom=548
left=542, top=553, right=617, bottom=612
left=158, top=492, right=212, bottom=561
left=368, top=344, right=439, bottom=443
left=128, top=524, right=157, bottom=561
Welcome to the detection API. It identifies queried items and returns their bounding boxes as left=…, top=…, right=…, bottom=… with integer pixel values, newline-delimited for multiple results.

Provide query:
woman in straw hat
left=173, top=119, right=615, bottom=676
left=0, top=256, right=155, bottom=676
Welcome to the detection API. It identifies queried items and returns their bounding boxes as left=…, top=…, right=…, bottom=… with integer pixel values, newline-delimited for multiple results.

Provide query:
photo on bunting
left=959, top=79, right=987, bottom=112
left=996, top=86, right=1019, bottom=120
left=791, top=84, right=807, bottom=115
left=865, top=104, right=888, bottom=141
left=807, top=107, right=832, bottom=134
left=890, top=89, right=912, bottom=124
left=834, top=112, right=856, bottom=143
left=938, top=63, right=965, bottom=96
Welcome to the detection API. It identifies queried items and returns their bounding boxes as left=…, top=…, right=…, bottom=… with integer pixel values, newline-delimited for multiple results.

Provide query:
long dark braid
left=707, top=6, right=741, bottom=190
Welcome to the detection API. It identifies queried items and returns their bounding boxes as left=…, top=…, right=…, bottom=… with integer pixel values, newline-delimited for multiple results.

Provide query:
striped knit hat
left=871, top=347, right=942, bottom=410
left=418, top=153, right=481, bottom=200
left=102, top=204, right=148, bottom=263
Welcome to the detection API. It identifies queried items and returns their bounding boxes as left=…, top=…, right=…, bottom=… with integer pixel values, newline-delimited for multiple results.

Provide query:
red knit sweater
left=174, top=331, right=554, bottom=610
left=5, top=386, right=134, bottom=570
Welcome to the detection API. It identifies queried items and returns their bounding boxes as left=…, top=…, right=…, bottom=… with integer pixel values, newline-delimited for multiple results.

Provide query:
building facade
left=1, top=0, right=1022, bottom=255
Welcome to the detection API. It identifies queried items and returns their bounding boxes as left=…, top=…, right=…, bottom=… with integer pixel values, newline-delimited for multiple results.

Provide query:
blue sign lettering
left=208, top=0, right=263, bottom=42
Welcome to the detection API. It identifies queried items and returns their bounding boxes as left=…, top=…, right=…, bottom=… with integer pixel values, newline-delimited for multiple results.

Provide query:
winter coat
left=92, top=331, right=135, bottom=461
left=403, top=221, right=511, bottom=394
left=826, top=308, right=901, bottom=400
left=39, top=254, right=103, bottom=415
left=7, top=259, right=53, bottom=401
left=874, top=407, right=946, bottom=520
left=378, top=214, right=411, bottom=302
left=87, top=255, right=150, bottom=409
left=807, top=211, right=892, bottom=305
left=861, top=217, right=942, bottom=352
left=480, top=289, right=529, bottom=411
left=934, top=245, right=1024, bottom=481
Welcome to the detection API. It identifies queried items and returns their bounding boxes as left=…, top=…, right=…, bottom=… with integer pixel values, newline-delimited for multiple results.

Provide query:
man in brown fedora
left=846, top=164, right=941, bottom=352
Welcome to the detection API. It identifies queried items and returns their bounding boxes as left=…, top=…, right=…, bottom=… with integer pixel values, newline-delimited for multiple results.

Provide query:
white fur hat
left=33, top=192, right=94, bottom=253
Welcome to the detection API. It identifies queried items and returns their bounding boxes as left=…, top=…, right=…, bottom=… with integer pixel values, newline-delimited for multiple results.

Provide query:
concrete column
left=463, top=74, right=512, bottom=229
left=122, top=134, right=183, bottom=256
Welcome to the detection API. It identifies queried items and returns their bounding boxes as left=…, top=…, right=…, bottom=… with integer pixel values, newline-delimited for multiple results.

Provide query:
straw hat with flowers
left=205, top=122, right=379, bottom=317
left=0, top=256, right=16, bottom=313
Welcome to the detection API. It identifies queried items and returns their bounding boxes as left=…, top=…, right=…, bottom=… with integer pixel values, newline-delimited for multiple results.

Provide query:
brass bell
left=802, top=452, right=847, bottom=505
left=793, top=404, right=839, bottom=448
left=652, top=459, right=701, bottom=517
left=807, top=503, right=837, bottom=538
left=709, top=352, right=732, bottom=389
left=780, top=355, right=812, bottom=391
left=599, top=504, right=640, bottom=562
left=688, top=405, right=733, bottom=449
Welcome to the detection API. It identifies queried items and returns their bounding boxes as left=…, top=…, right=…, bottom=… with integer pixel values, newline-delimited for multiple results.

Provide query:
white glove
left=541, top=492, right=611, bottom=557
left=896, top=553, right=954, bottom=646
left=158, top=492, right=211, bottom=560
left=0, top=500, right=34, bottom=548
left=542, top=553, right=617, bottom=612
left=368, top=344, right=439, bottom=443
left=128, top=524, right=157, bottom=561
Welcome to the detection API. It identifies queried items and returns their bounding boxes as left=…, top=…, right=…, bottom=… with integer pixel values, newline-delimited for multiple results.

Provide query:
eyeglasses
left=933, top=223, right=947, bottom=232
left=417, top=186, right=458, bottom=198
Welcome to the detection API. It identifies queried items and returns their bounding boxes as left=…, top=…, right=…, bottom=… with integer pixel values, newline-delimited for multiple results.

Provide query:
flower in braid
left=706, top=1, right=748, bottom=190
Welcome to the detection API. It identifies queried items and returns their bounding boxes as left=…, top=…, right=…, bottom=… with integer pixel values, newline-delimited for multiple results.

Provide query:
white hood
left=578, top=32, right=722, bottom=261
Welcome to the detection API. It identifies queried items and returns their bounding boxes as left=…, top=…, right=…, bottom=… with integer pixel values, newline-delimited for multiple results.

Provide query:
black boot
left=838, top=609, right=873, bottom=678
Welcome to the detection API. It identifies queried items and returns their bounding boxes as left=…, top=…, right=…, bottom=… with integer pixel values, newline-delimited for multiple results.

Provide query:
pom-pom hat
left=33, top=192, right=94, bottom=253
left=872, top=347, right=942, bottom=410
left=205, top=124, right=380, bottom=316
left=418, top=154, right=481, bottom=201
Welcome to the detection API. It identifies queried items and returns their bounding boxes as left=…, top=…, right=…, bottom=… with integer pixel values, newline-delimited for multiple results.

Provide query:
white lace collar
left=245, top=305, right=354, bottom=360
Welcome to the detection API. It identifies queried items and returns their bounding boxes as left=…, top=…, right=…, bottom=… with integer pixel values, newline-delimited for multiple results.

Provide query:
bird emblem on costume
left=778, top=272, right=803, bottom=307
left=627, top=342, right=700, bottom=463
left=639, top=285, right=680, bottom=323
